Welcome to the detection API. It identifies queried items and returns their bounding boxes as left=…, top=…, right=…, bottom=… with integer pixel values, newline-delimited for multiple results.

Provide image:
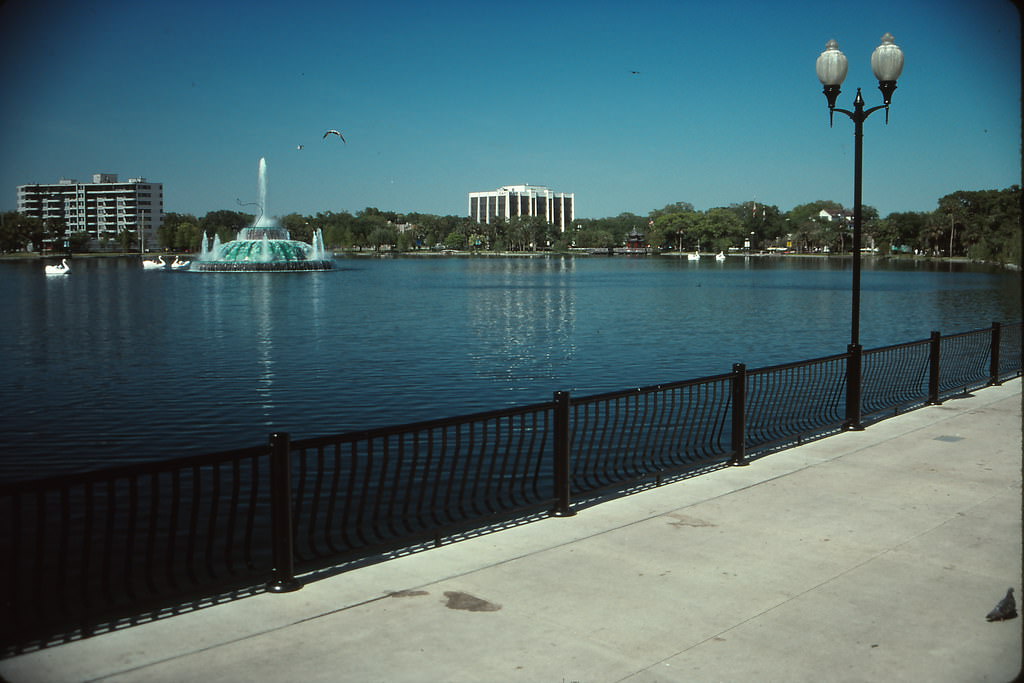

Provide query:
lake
left=1, top=254, right=1019, bottom=481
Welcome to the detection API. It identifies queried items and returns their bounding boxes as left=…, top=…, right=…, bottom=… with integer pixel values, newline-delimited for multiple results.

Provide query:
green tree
left=604, top=213, right=644, bottom=244
left=785, top=201, right=847, bottom=252
left=354, top=213, right=390, bottom=250
left=648, top=201, right=696, bottom=221
left=787, top=200, right=845, bottom=225
left=645, top=209, right=705, bottom=251
left=571, top=224, right=617, bottom=249
left=443, top=230, right=465, bottom=249
left=68, top=231, right=92, bottom=252
left=118, top=225, right=137, bottom=252
left=200, top=210, right=252, bottom=243
left=860, top=205, right=881, bottom=251
left=507, top=216, right=554, bottom=251
left=316, top=210, right=357, bottom=249
left=280, top=213, right=312, bottom=243
left=159, top=212, right=201, bottom=251
left=395, top=230, right=417, bottom=252
left=681, top=207, right=745, bottom=253
left=42, top=217, right=69, bottom=247
left=367, top=225, right=398, bottom=251
left=936, top=187, right=1020, bottom=262
left=0, top=212, right=43, bottom=252
left=177, top=221, right=203, bottom=251
left=729, top=202, right=784, bottom=251
left=877, top=211, right=930, bottom=253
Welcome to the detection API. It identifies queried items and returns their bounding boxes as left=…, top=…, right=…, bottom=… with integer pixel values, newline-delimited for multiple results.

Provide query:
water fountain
left=190, top=158, right=333, bottom=272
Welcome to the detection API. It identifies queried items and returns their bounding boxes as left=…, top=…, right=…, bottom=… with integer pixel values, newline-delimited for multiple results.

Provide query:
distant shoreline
left=1, top=250, right=1017, bottom=270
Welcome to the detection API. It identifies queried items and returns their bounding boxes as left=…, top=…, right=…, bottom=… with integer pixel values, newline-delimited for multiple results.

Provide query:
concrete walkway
left=2, top=380, right=1021, bottom=682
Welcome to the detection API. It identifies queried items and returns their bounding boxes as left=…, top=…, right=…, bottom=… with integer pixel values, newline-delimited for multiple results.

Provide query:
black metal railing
left=862, top=337, right=931, bottom=416
left=286, top=403, right=555, bottom=571
left=1, top=322, right=1019, bottom=652
left=744, top=352, right=849, bottom=451
left=0, top=445, right=274, bottom=649
left=567, top=373, right=733, bottom=495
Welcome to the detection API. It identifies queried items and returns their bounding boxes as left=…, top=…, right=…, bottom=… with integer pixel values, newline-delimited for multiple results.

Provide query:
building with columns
left=468, top=184, right=574, bottom=231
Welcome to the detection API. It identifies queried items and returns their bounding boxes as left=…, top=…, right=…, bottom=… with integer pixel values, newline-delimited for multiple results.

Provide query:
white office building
left=17, top=173, right=164, bottom=250
left=468, top=185, right=574, bottom=231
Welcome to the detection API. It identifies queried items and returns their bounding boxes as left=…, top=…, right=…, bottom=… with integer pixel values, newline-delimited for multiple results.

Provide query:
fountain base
left=193, top=226, right=332, bottom=272
left=191, top=259, right=333, bottom=272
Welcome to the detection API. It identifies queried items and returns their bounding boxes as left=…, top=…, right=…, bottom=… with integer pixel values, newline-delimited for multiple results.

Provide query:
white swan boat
left=45, top=258, right=70, bottom=275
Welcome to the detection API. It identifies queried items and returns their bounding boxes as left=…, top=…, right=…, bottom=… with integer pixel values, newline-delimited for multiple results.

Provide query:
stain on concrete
left=666, top=513, right=716, bottom=528
left=443, top=591, right=501, bottom=612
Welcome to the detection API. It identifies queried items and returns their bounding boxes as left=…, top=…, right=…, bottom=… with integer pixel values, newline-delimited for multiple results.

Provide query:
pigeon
left=323, top=129, right=346, bottom=143
left=986, top=588, right=1017, bottom=621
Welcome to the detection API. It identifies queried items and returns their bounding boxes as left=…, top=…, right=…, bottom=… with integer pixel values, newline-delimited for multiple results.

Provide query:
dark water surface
left=1, top=255, right=1018, bottom=480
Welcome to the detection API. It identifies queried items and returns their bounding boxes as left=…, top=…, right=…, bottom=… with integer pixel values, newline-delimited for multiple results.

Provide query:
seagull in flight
left=323, top=129, right=346, bottom=143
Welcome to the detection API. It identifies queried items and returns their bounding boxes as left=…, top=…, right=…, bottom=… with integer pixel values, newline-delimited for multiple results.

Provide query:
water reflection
left=467, top=258, right=577, bottom=398
left=254, top=275, right=276, bottom=424
left=0, top=256, right=1017, bottom=480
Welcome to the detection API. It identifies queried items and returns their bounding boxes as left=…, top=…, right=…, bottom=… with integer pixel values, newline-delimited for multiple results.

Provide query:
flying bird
left=986, top=588, right=1017, bottom=621
left=323, top=129, right=346, bottom=143
left=297, top=144, right=304, bottom=150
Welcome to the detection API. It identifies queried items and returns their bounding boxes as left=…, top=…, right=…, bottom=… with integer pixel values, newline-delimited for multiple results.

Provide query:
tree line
left=2, top=186, right=1019, bottom=265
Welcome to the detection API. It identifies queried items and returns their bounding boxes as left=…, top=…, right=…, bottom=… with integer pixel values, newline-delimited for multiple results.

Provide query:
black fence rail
left=862, top=338, right=931, bottom=416
left=743, top=353, right=849, bottom=453
left=567, top=374, right=733, bottom=496
left=2, top=321, right=1020, bottom=652
left=286, top=403, right=556, bottom=572
left=0, top=446, right=274, bottom=650
left=999, top=321, right=1022, bottom=377
left=940, top=328, right=996, bottom=396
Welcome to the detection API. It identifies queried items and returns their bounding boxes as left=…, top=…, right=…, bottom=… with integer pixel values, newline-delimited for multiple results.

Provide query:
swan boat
left=44, top=259, right=70, bottom=275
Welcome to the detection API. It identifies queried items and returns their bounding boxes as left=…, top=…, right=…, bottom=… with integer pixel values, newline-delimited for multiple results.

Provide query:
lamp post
left=816, top=33, right=904, bottom=347
left=817, top=33, right=904, bottom=429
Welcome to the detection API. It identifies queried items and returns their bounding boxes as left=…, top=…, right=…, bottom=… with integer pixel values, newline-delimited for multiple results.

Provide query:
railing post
left=844, top=344, right=864, bottom=430
left=729, top=363, right=748, bottom=466
left=989, top=321, right=1002, bottom=386
left=927, top=330, right=942, bottom=405
left=266, top=432, right=302, bottom=593
left=551, top=391, right=576, bottom=517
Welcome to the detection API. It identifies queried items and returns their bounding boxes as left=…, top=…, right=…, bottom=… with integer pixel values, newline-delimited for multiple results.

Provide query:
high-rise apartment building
left=468, top=185, right=574, bottom=231
left=17, top=173, right=164, bottom=250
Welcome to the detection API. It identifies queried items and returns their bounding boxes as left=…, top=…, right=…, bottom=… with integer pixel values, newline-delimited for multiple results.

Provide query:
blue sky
left=0, top=0, right=1019, bottom=220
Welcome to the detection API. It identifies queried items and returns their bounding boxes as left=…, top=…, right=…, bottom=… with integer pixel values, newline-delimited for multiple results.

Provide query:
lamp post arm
left=861, top=103, right=891, bottom=125
left=829, top=103, right=889, bottom=125
left=862, top=104, right=889, bottom=120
